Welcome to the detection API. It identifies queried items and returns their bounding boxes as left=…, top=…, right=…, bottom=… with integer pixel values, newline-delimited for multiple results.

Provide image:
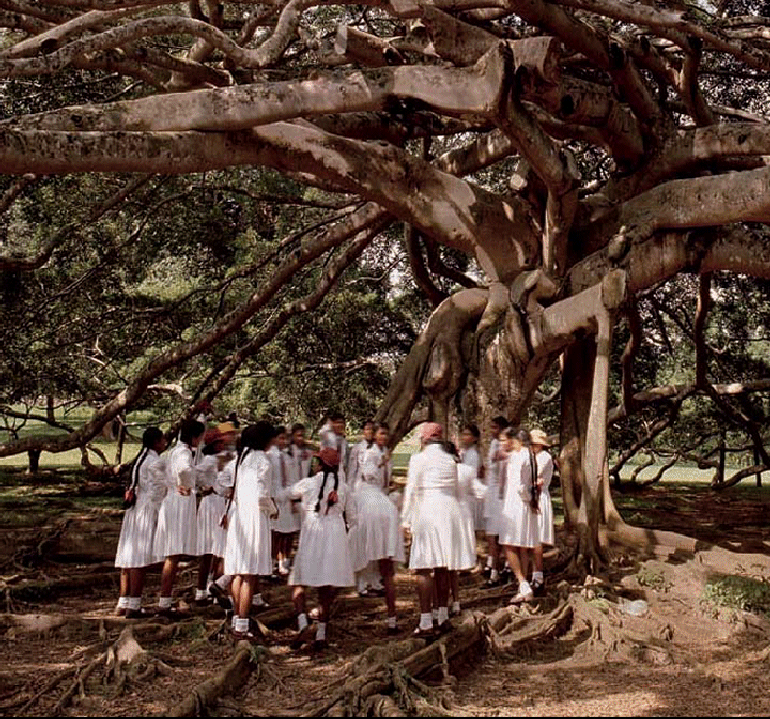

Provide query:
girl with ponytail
left=281, top=447, right=355, bottom=651
left=223, top=421, right=276, bottom=641
left=114, top=427, right=167, bottom=618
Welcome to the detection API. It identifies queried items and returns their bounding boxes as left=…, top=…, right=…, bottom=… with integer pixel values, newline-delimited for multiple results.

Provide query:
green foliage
left=702, top=574, right=770, bottom=617
left=636, top=567, right=671, bottom=592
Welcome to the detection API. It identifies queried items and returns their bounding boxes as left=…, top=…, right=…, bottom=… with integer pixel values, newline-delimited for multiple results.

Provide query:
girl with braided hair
left=282, top=447, right=355, bottom=651
left=114, top=427, right=167, bottom=618
left=223, top=421, right=276, bottom=641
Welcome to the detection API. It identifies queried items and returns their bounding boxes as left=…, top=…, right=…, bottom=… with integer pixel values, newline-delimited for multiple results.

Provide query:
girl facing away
left=114, top=427, right=167, bottom=618
left=284, top=447, right=355, bottom=651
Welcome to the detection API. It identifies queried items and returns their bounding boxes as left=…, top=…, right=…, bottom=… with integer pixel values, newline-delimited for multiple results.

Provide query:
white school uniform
left=196, top=453, right=233, bottom=557
left=457, top=461, right=487, bottom=543
left=284, top=471, right=355, bottom=588
left=287, top=444, right=313, bottom=480
left=153, top=442, right=200, bottom=559
left=349, top=452, right=405, bottom=572
left=347, top=439, right=372, bottom=486
left=319, top=421, right=336, bottom=449
left=535, top=450, right=555, bottom=546
left=224, top=449, right=273, bottom=576
left=269, top=445, right=301, bottom=534
left=483, top=438, right=504, bottom=536
left=115, top=448, right=167, bottom=569
left=499, top=447, right=538, bottom=548
left=459, top=445, right=483, bottom=528
left=402, top=443, right=475, bottom=571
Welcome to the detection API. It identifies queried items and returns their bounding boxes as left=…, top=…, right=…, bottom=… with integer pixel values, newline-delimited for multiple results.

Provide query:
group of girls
left=114, top=413, right=554, bottom=644
left=456, top=417, right=554, bottom=601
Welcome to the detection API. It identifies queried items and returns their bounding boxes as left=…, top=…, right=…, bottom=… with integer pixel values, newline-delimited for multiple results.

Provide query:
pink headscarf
left=420, top=422, right=443, bottom=442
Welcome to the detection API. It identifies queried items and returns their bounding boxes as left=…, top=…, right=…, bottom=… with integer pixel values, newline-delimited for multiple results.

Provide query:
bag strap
left=223, top=448, right=247, bottom=517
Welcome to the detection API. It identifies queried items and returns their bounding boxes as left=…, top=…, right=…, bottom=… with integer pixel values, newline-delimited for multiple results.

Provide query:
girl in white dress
left=269, top=426, right=299, bottom=576
left=349, top=422, right=405, bottom=633
left=402, top=423, right=474, bottom=637
left=453, top=441, right=487, bottom=615
left=194, top=423, right=237, bottom=605
left=347, top=419, right=375, bottom=488
left=115, top=427, right=167, bottom=618
left=500, top=427, right=538, bottom=603
left=530, top=429, right=554, bottom=595
left=458, top=424, right=483, bottom=532
left=224, top=421, right=276, bottom=640
left=483, top=416, right=509, bottom=586
left=284, top=447, right=355, bottom=650
left=153, top=419, right=205, bottom=616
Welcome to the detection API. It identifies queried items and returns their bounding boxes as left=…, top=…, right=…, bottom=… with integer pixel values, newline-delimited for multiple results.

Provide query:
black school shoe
left=208, top=583, right=233, bottom=610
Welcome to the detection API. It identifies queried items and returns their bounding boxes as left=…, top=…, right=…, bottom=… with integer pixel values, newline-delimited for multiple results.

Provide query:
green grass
left=702, top=574, right=770, bottom=617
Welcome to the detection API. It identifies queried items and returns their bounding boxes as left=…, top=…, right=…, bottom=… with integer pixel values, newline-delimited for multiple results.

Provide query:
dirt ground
left=1, top=474, right=770, bottom=717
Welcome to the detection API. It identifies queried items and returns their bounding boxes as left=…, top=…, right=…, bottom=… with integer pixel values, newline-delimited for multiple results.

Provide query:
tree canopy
left=3, top=0, right=770, bottom=564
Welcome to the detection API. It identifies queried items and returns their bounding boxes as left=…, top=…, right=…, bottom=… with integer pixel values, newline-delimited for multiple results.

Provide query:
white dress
left=402, top=443, right=475, bottom=571
left=196, top=453, right=232, bottom=557
left=224, top=450, right=273, bottom=576
left=270, top=446, right=301, bottom=534
left=285, top=471, right=355, bottom=588
left=348, top=450, right=405, bottom=571
left=347, top=439, right=372, bottom=487
left=499, top=447, right=538, bottom=548
left=457, top=462, right=487, bottom=551
left=483, top=438, right=504, bottom=536
left=536, top=451, right=555, bottom=546
left=459, top=445, right=483, bottom=528
left=153, top=442, right=199, bottom=559
left=115, top=449, right=166, bottom=569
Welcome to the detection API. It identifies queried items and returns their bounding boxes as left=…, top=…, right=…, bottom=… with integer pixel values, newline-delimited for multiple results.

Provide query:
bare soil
left=1, top=477, right=769, bottom=716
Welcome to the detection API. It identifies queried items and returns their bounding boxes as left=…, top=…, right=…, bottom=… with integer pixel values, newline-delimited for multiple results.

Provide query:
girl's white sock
left=485, top=556, right=493, bottom=569
left=532, top=571, right=544, bottom=583
left=437, top=606, right=449, bottom=625
left=235, top=617, right=250, bottom=634
left=158, top=596, right=173, bottom=609
left=117, top=596, right=129, bottom=609
left=298, top=612, right=308, bottom=631
left=419, top=613, right=433, bottom=631
left=195, top=589, right=208, bottom=601
left=316, top=622, right=327, bottom=640
left=387, top=616, right=397, bottom=630
left=452, top=601, right=461, bottom=615
left=128, top=597, right=142, bottom=611
left=490, top=568, right=499, bottom=582
left=252, top=593, right=266, bottom=606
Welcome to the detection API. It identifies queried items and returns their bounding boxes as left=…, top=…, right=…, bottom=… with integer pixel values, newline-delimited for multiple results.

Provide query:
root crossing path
left=4, top=542, right=770, bottom=717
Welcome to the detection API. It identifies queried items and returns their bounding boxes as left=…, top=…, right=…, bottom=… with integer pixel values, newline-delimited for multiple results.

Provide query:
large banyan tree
left=2, top=0, right=770, bottom=566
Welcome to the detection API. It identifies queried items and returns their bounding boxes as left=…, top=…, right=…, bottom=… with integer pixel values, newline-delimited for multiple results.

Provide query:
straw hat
left=530, top=429, right=551, bottom=448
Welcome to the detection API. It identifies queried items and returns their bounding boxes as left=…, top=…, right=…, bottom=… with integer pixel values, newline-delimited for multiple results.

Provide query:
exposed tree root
left=570, top=593, right=674, bottom=664
left=165, top=640, right=262, bottom=717
left=0, top=571, right=118, bottom=604
left=486, top=601, right=575, bottom=656
left=17, top=665, right=77, bottom=714
left=314, top=612, right=485, bottom=717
